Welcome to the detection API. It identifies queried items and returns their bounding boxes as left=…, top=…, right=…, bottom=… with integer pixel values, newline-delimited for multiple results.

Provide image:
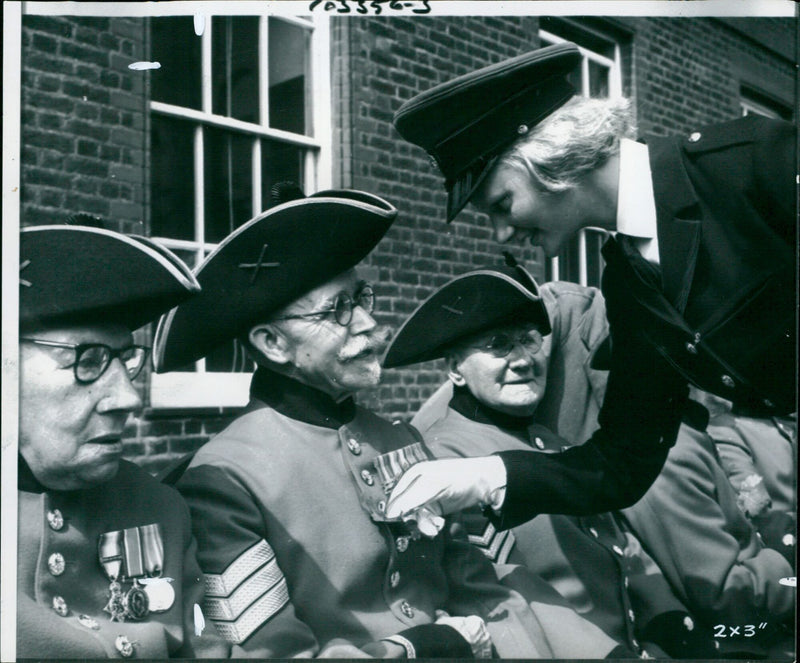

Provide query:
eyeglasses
left=20, top=338, right=150, bottom=385
left=273, top=285, right=375, bottom=327
left=469, top=328, right=544, bottom=359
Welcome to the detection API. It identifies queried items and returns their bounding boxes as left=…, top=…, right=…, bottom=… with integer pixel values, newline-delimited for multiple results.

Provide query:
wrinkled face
left=472, top=162, right=595, bottom=257
left=19, top=323, right=143, bottom=491
left=275, top=269, right=390, bottom=399
left=450, top=322, right=551, bottom=417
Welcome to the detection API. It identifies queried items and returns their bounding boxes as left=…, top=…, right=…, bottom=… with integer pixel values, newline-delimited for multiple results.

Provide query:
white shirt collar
left=616, top=138, right=660, bottom=263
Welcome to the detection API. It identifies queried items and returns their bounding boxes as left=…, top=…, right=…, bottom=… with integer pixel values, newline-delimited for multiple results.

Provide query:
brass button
left=78, top=614, right=100, bottom=630
left=360, top=469, right=374, bottom=486
left=534, top=436, right=545, bottom=450
left=390, top=571, right=401, bottom=588
left=688, top=131, right=702, bottom=143
left=624, top=576, right=630, bottom=589
left=589, top=527, right=599, bottom=538
left=685, top=342, right=697, bottom=355
left=721, top=374, right=736, bottom=389
left=612, top=545, right=624, bottom=556
left=377, top=500, right=386, bottom=513
left=52, top=595, right=69, bottom=617
left=347, top=438, right=362, bottom=455
left=396, top=536, right=409, bottom=553
left=517, top=124, right=529, bottom=135
left=400, top=600, right=414, bottom=618
left=47, top=509, right=64, bottom=531
left=632, top=638, right=640, bottom=651
left=115, top=635, right=135, bottom=658
left=48, top=552, right=66, bottom=576
left=683, top=615, right=694, bottom=630
left=628, top=608, right=636, bottom=622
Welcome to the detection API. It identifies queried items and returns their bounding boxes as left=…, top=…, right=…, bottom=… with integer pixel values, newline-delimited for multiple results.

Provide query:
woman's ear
left=248, top=323, right=291, bottom=365
left=446, top=353, right=466, bottom=387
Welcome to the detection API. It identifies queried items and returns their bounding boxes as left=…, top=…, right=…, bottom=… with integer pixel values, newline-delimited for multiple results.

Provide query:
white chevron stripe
left=205, top=539, right=275, bottom=597
left=203, top=557, right=285, bottom=620
left=209, top=578, right=290, bottom=644
left=468, top=522, right=516, bottom=563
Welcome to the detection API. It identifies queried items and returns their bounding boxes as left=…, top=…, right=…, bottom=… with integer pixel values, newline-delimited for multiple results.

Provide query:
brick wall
left=20, top=16, right=148, bottom=232
left=17, top=14, right=795, bottom=471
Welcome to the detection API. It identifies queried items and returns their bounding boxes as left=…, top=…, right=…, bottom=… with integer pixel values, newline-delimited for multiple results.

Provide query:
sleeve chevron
left=467, top=521, right=516, bottom=564
left=203, top=539, right=290, bottom=644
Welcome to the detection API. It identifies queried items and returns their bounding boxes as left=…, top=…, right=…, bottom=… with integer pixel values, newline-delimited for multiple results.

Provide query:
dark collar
left=18, top=454, right=47, bottom=493
left=249, top=367, right=356, bottom=429
left=450, top=384, right=534, bottom=432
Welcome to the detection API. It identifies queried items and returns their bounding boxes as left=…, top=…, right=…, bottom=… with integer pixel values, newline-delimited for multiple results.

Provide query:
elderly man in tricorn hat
left=17, top=218, right=228, bottom=658
left=386, top=42, right=796, bottom=528
left=153, top=189, right=631, bottom=658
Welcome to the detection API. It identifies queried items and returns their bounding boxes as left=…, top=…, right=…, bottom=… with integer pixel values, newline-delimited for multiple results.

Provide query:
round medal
left=142, top=578, right=176, bottom=612
left=123, top=584, right=150, bottom=621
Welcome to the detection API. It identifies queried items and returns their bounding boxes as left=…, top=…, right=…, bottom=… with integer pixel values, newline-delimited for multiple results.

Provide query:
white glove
left=385, top=456, right=507, bottom=520
left=435, top=610, right=492, bottom=659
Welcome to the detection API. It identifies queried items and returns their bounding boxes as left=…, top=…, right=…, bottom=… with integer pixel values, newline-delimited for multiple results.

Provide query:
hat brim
left=382, top=267, right=550, bottom=369
left=154, top=192, right=397, bottom=372
left=20, top=225, right=200, bottom=331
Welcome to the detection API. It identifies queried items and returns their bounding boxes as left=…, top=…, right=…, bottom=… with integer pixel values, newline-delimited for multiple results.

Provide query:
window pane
left=260, top=139, right=306, bottom=208
left=150, top=17, right=201, bottom=109
left=212, top=17, right=260, bottom=123
left=151, top=115, right=195, bottom=241
left=588, top=60, right=610, bottom=98
left=204, top=127, right=254, bottom=242
left=269, top=20, right=309, bottom=134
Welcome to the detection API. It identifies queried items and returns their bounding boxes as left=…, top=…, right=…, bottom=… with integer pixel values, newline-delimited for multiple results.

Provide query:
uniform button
left=624, top=576, right=630, bottom=589
left=534, top=436, right=545, bottom=450
left=683, top=615, right=694, bottom=630
left=78, top=614, right=100, bottom=630
left=721, top=374, right=735, bottom=389
left=396, top=536, right=409, bottom=552
left=688, top=131, right=702, bottom=143
left=589, top=527, right=599, bottom=538
left=612, top=545, right=624, bottom=556
left=685, top=342, right=698, bottom=355
left=390, top=571, right=401, bottom=588
left=400, top=600, right=414, bottom=618
left=347, top=438, right=362, bottom=455
left=47, top=509, right=64, bottom=531
left=628, top=608, right=635, bottom=622
left=52, top=595, right=69, bottom=617
left=632, top=638, right=640, bottom=651
left=377, top=500, right=386, bottom=513
left=360, top=469, right=375, bottom=486
left=48, top=552, right=66, bottom=576
left=115, top=635, right=135, bottom=658
left=517, top=124, right=529, bottom=135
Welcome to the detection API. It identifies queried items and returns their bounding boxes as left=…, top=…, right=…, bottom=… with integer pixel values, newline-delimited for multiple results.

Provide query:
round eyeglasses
left=273, top=285, right=375, bottom=327
left=470, top=328, right=544, bottom=359
left=21, top=338, right=150, bottom=385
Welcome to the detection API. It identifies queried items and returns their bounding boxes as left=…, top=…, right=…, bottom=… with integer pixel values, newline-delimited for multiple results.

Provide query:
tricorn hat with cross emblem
left=382, top=258, right=550, bottom=369
left=393, top=42, right=581, bottom=222
left=20, top=223, right=200, bottom=331
left=153, top=189, right=397, bottom=373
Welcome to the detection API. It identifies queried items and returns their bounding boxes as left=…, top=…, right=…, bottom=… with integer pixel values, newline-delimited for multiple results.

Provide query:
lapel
left=647, top=135, right=703, bottom=313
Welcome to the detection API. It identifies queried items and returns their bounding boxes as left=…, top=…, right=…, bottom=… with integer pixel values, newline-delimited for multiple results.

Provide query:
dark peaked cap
left=383, top=264, right=551, bottom=369
left=20, top=225, right=200, bottom=331
left=393, top=42, right=581, bottom=221
left=154, top=190, right=397, bottom=373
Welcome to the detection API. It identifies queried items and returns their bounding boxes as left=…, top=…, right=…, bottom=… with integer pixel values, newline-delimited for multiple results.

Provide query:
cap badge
left=517, top=124, right=529, bottom=135
left=238, top=243, right=280, bottom=284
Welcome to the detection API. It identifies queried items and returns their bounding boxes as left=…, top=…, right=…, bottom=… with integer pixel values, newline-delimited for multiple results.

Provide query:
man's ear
left=446, top=353, right=466, bottom=387
left=248, top=323, right=291, bottom=365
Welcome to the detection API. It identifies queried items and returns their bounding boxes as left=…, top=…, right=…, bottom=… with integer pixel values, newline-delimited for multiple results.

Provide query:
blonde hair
left=500, top=96, right=636, bottom=192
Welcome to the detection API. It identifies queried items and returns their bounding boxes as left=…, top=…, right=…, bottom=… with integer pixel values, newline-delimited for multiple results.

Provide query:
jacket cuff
left=395, top=624, right=473, bottom=658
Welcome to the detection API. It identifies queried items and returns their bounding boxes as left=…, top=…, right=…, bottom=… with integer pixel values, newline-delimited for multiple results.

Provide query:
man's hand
left=385, top=456, right=507, bottom=519
left=435, top=611, right=492, bottom=659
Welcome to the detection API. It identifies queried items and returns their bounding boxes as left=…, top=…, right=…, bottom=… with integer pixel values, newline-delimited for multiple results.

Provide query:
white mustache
left=337, top=325, right=392, bottom=362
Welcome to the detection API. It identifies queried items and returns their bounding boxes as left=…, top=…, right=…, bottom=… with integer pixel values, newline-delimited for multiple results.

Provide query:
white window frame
left=740, top=96, right=782, bottom=119
left=149, top=13, right=332, bottom=409
left=539, top=28, right=622, bottom=287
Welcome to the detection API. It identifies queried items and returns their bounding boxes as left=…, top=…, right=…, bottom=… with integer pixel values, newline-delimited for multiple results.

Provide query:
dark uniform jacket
left=177, top=368, right=625, bottom=658
left=495, top=115, right=796, bottom=529
left=17, top=458, right=228, bottom=659
left=420, top=388, right=717, bottom=659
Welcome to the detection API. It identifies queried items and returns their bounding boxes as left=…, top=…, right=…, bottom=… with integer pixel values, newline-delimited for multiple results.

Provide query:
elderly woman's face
left=19, top=323, right=142, bottom=490
left=472, top=162, right=593, bottom=257
left=449, top=322, right=552, bottom=417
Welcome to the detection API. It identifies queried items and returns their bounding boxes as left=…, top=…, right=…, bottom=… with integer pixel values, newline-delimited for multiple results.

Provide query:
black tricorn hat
left=154, top=190, right=397, bottom=373
left=393, top=42, right=581, bottom=222
left=20, top=224, right=200, bottom=331
left=382, top=262, right=551, bottom=369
